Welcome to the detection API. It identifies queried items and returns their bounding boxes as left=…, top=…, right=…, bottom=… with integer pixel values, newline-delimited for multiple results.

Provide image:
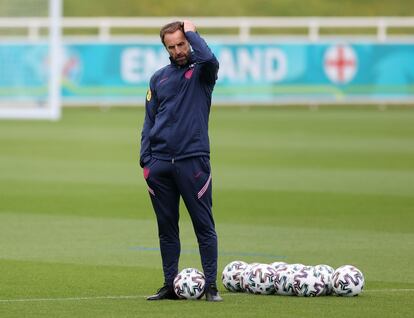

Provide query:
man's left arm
left=183, top=20, right=219, bottom=83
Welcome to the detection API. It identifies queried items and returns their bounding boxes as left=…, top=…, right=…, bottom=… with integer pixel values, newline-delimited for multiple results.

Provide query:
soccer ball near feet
left=173, top=268, right=206, bottom=299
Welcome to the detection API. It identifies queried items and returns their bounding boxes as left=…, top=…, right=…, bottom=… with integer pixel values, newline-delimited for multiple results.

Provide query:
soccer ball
left=239, top=263, right=260, bottom=293
left=332, top=265, right=365, bottom=296
left=270, top=261, right=287, bottom=270
left=314, top=264, right=335, bottom=295
left=273, top=264, right=297, bottom=296
left=293, top=266, right=325, bottom=297
left=245, top=264, right=277, bottom=295
left=173, top=268, right=206, bottom=299
left=221, top=260, right=248, bottom=292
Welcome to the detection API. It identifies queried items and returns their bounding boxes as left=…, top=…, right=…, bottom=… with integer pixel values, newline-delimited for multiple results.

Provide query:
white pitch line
left=0, top=289, right=413, bottom=303
left=0, top=295, right=145, bottom=303
left=364, top=289, right=414, bottom=293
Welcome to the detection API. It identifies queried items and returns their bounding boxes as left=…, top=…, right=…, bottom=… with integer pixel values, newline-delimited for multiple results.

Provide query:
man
left=140, top=20, right=222, bottom=302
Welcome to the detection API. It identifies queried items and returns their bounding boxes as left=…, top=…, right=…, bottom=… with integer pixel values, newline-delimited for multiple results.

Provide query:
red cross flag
left=323, top=45, right=358, bottom=84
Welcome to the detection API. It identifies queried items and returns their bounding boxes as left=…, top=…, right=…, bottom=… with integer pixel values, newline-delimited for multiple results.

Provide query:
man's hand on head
left=182, top=20, right=196, bottom=33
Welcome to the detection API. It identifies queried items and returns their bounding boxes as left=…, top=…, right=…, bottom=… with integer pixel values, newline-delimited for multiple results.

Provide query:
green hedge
left=64, top=0, right=414, bottom=17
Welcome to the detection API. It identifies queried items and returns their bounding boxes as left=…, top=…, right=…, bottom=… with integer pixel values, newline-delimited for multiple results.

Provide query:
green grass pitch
left=0, top=106, right=413, bottom=317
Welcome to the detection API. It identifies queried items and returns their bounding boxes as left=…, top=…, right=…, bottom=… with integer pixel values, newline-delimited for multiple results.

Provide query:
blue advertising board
left=1, top=40, right=414, bottom=104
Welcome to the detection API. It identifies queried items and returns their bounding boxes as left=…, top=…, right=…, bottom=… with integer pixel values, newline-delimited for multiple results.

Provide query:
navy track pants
left=143, top=156, right=218, bottom=286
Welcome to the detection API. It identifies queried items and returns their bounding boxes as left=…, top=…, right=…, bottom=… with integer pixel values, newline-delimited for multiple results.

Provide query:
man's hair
left=160, top=21, right=184, bottom=46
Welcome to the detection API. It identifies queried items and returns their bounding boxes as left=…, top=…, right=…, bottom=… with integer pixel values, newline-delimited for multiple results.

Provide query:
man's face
left=164, top=30, right=191, bottom=66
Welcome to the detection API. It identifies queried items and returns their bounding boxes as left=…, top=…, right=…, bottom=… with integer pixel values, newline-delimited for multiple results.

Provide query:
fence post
left=377, top=18, right=387, bottom=42
left=28, top=20, right=40, bottom=42
left=309, top=19, right=319, bottom=42
left=240, top=20, right=250, bottom=43
left=99, top=20, right=111, bottom=42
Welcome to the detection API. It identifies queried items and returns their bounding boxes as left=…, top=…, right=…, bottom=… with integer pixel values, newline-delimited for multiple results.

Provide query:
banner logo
left=324, top=45, right=358, bottom=84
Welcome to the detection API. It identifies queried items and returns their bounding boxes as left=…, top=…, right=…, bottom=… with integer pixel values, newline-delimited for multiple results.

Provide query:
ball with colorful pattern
left=246, top=263, right=277, bottom=295
left=221, top=260, right=248, bottom=292
left=332, top=265, right=365, bottom=296
left=293, top=266, right=326, bottom=297
left=314, top=264, right=335, bottom=295
left=173, top=268, right=206, bottom=299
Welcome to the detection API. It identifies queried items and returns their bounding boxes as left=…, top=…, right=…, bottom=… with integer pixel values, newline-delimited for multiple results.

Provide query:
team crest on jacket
left=185, top=69, right=194, bottom=79
left=146, top=89, right=152, bottom=102
left=185, top=63, right=196, bottom=79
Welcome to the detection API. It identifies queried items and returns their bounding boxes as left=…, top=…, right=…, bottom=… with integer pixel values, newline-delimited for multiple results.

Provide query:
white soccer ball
left=173, top=268, right=206, bottom=299
left=221, top=260, right=248, bottom=292
left=314, top=264, right=335, bottom=295
left=293, top=266, right=326, bottom=297
left=245, top=263, right=277, bottom=295
left=273, top=264, right=297, bottom=296
left=332, top=265, right=365, bottom=296
left=240, top=263, right=260, bottom=293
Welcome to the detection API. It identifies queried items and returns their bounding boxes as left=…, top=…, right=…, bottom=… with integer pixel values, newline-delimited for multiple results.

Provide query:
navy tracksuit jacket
left=140, top=31, right=219, bottom=286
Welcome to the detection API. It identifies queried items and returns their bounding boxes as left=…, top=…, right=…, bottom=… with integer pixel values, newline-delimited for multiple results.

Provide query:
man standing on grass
left=139, top=20, right=222, bottom=302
